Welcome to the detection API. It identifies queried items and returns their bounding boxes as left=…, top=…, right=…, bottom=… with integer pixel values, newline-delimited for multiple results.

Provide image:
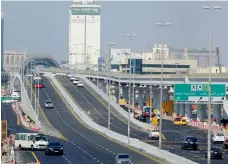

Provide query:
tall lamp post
left=175, top=62, right=179, bottom=74
left=156, top=22, right=171, bottom=149
left=105, top=42, right=115, bottom=130
left=125, top=33, right=136, bottom=141
left=202, top=5, right=221, bottom=164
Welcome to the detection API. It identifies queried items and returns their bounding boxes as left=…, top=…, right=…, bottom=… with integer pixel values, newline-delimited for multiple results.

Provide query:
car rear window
left=217, top=133, right=224, bottom=136
left=49, top=142, right=60, bottom=146
left=186, top=137, right=197, bottom=142
left=118, top=154, right=129, bottom=159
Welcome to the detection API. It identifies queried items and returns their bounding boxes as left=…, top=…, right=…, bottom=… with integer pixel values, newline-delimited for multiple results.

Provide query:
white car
left=73, top=79, right=79, bottom=85
left=67, top=74, right=72, bottom=78
left=69, top=77, right=76, bottom=81
left=77, top=81, right=84, bottom=87
left=149, top=129, right=160, bottom=140
left=212, top=133, right=225, bottom=144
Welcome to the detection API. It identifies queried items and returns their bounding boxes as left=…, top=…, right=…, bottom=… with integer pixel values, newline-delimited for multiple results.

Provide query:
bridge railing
left=39, top=67, right=228, bottom=79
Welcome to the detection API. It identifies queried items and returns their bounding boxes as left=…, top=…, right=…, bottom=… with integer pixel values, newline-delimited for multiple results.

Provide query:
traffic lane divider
left=31, top=152, right=40, bottom=164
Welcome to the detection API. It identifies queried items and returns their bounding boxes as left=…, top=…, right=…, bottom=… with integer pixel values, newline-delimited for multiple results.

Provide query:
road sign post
left=174, top=84, right=226, bottom=102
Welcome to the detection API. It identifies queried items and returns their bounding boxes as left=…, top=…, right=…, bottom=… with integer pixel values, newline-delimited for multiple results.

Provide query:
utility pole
left=104, top=42, right=115, bottom=130
left=125, top=33, right=136, bottom=142
left=202, top=5, right=221, bottom=164
left=156, top=22, right=171, bottom=149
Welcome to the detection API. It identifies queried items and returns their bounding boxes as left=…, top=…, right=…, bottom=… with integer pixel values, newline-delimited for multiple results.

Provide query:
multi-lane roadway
left=1, top=103, right=39, bottom=163
left=55, top=75, right=228, bottom=164
left=26, top=76, right=167, bottom=164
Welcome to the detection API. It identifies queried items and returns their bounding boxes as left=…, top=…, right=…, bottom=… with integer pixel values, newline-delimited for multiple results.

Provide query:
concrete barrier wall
left=14, top=74, right=36, bottom=122
left=48, top=73, right=198, bottom=164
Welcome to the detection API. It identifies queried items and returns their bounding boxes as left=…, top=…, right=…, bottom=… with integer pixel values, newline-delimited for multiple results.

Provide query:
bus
left=15, top=133, right=48, bottom=150
left=33, top=77, right=43, bottom=88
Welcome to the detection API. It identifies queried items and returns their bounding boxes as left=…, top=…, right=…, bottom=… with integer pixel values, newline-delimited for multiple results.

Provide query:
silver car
left=115, top=153, right=133, bottom=164
left=45, top=100, right=53, bottom=108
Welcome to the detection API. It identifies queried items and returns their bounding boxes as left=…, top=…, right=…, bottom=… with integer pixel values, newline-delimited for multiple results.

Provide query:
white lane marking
left=64, top=78, right=144, bottom=139
left=54, top=107, right=117, bottom=156
left=62, top=155, right=73, bottom=164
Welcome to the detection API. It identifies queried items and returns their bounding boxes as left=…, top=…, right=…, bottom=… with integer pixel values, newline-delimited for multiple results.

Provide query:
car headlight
left=195, top=142, right=198, bottom=144
left=60, top=147, right=63, bottom=149
left=49, top=148, right=53, bottom=150
left=118, top=162, right=121, bottom=164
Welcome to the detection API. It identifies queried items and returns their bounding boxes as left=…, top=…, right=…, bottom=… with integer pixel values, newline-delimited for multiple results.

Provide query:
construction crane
left=216, top=47, right=222, bottom=73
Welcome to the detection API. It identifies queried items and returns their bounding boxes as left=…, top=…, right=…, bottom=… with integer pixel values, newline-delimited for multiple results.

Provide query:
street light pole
left=125, top=33, right=136, bottom=141
left=202, top=6, right=221, bottom=164
left=156, top=22, right=171, bottom=149
left=105, top=42, right=115, bottom=130
left=150, top=70, right=153, bottom=124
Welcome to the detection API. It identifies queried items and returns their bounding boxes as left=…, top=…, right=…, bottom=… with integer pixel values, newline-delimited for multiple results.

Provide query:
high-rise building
left=1, top=13, right=4, bottom=71
left=69, top=0, right=100, bottom=70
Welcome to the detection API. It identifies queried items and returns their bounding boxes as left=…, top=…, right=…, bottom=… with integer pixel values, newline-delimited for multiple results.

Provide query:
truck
left=149, top=129, right=160, bottom=140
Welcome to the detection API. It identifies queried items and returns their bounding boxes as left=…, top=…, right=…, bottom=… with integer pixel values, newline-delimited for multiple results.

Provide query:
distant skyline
left=2, top=1, right=228, bottom=65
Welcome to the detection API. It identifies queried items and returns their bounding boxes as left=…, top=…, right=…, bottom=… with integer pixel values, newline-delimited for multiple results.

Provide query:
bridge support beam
left=174, top=103, right=179, bottom=117
left=197, top=104, right=205, bottom=122
left=122, top=87, right=129, bottom=101
left=153, top=89, right=160, bottom=109
left=223, top=100, right=228, bottom=119
left=213, top=104, right=221, bottom=124
left=185, top=104, right=192, bottom=120
left=179, top=104, right=185, bottom=117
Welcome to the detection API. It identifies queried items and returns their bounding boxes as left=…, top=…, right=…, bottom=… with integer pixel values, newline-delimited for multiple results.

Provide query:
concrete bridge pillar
left=122, top=87, right=129, bottom=101
left=138, top=89, right=144, bottom=108
left=223, top=100, right=228, bottom=119
left=173, top=103, right=179, bottom=117
left=185, top=104, right=192, bottom=120
left=197, top=104, right=205, bottom=122
left=153, top=89, right=160, bottom=109
left=179, top=104, right=185, bottom=117
left=213, top=104, right=221, bottom=124
left=163, top=90, right=169, bottom=101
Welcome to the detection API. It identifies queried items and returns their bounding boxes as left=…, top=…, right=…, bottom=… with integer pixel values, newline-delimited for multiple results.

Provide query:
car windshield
left=182, top=119, right=186, bottom=122
left=175, top=118, right=181, bottom=121
left=186, top=137, right=197, bottom=142
left=46, top=101, right=52, bottom=104
left=118, top=154, right=129, bottom=159
left=212, top=148, right=220, bottom=152
left=49, top=142, right=61, bottom=146
left=35, top=136, right=47, bottom=141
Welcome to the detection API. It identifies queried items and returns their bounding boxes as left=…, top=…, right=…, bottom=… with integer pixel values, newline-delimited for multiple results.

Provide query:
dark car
left=224, top=139, right=228, bottom=149
left=181, top=137, right=198, bottom=150
left=138, top=115, right=146, bottom=122
left=205, top=147, right=223, bottom=159
left=45, top=142, right=64, bottom=155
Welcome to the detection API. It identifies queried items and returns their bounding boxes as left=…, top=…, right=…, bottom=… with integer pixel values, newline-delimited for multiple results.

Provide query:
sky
left=1, top=1, right=228, bottom=65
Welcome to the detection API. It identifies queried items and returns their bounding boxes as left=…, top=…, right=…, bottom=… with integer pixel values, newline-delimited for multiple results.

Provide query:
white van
left=15, top=133, right=49, bottom=150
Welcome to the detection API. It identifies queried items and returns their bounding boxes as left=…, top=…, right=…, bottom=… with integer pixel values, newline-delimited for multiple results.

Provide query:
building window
left=142, top=64, right=190, bottom=68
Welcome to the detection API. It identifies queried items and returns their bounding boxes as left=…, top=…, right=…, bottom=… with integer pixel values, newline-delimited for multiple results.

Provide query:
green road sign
left=174, top=84, right=226, bottom=102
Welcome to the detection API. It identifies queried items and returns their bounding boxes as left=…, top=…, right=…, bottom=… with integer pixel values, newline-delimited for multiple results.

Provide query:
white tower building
left=69, top=0, right=100, bottom=70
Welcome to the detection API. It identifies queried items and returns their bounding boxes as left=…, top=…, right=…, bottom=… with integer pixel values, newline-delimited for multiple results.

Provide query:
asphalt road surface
left=29, top=77, right=168, bottom=164
left=55, top=75, right=228, bottom=164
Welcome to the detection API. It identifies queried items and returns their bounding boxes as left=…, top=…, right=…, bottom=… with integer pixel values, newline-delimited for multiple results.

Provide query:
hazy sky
left=2, top=1, right=228, bottom=65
